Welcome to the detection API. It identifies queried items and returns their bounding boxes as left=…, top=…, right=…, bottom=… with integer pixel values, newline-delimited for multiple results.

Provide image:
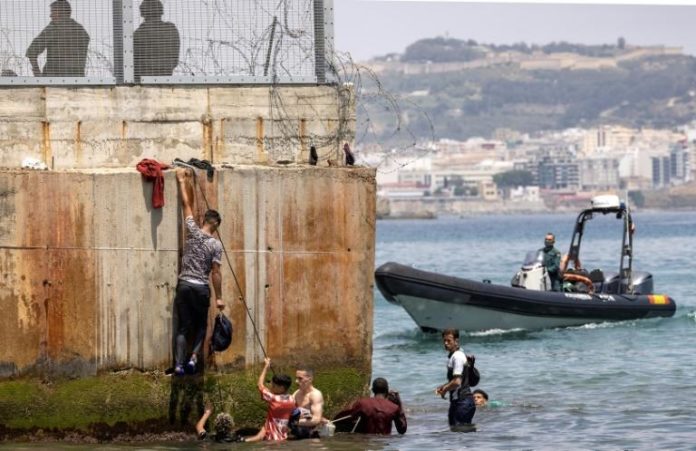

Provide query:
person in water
left=473, top=389, right=488, bottom=408
left=472, top=388, right=505, bottom=408
left=540, top=232, right=562, bottom=291
left=289, top=367, right=328, bottom=439
left=195, top=408, right=240, bottom=442
left=435, top=328, right=476, bottom=428
left=334, top=377, right=407, bottom=434
left=242, top=357, right=296, bottom=442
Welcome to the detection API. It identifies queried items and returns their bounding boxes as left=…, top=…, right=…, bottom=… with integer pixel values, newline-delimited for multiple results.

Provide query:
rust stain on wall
left=75, top=121, right=83, bottom=164
left=1, top=166, right=375, bottom=377
left=256, top=117, right=266, bottom=163
left=202, top=116, right=213, bottom=162
left=42, top=121, right=52, bottom=168
left=299, top=118, right=307, bottom=156
left=1, top=171, right=97, bottom=376
left=213, top=118, right=225, bottom=163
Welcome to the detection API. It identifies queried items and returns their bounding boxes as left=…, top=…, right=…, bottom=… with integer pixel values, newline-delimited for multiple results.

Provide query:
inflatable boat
left=375, top=196, right=676, bottom=332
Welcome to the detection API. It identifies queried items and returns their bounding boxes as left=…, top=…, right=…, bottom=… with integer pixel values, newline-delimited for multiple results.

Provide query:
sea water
left=3, top=211, right=696, bottom=450
left=370, top=211, right=696, bottom=450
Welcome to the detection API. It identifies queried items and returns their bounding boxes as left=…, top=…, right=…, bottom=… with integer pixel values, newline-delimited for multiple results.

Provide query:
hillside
left=361, top=38, right=696, bottom=142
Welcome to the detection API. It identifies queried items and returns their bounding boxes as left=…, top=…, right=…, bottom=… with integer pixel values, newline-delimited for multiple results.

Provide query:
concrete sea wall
left=0, top=85, right=355, bottom=169
left=0, top=86, right=373, bottom=439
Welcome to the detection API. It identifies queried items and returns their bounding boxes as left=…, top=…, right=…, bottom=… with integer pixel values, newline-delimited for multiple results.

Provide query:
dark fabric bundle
left=212, top=312, right=233, bottom=352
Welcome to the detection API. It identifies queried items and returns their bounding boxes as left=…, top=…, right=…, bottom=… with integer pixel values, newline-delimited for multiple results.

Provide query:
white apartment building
left=578, top=155, right=620, bottom=191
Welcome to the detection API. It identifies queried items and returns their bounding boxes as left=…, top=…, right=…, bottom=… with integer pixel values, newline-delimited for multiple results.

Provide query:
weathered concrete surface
left=0, top=84, right=369, bottom=438
left=0, top=86, right=356, bottom=169
left=0, top=166, right=375, bottom=379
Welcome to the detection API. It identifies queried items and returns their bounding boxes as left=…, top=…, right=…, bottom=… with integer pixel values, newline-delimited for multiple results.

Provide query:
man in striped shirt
left=244, top=358, right=296, bottom=442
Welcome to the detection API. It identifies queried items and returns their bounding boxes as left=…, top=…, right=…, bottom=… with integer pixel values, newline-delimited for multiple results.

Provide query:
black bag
left=466, top=354, right=480, bottom=387
left=212, top=312, right=233, bottom=352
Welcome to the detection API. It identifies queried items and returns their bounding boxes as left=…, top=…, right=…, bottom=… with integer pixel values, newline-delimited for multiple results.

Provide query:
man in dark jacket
left=334, top=377, right=407, bottom=435
left=541, top=232, right=562, bottom=291
left=134, top=0, right=180, bottom=80
left=26, top=0, right=90, bottom=77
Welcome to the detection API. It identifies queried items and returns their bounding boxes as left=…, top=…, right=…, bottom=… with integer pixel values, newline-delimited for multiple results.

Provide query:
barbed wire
left=326, top=50, right=437, bottom=173
left=0, top=0, right=435, bottom=172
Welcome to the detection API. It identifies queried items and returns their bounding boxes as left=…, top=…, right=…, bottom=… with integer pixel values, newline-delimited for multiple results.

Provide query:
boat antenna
left=619, top=193, right=634, bottom=294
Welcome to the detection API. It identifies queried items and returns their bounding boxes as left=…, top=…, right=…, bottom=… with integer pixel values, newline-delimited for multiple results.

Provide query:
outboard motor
left=511, top=250, right=551, bottom=291
left=602, top=270, right=653, bottom=294
left=630, top=271, right=654, bottom=295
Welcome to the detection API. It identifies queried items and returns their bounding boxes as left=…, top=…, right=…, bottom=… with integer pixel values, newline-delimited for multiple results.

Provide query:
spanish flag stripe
left=649, top=295, right=668, bottom=305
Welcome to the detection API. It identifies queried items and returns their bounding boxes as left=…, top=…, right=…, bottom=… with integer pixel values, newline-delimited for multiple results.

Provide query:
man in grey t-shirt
left=174, top=168, right=224, bottom=375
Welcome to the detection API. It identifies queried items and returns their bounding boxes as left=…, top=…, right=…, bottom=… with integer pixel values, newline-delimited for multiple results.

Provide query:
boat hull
left=375, top=262, right=676, bottom=332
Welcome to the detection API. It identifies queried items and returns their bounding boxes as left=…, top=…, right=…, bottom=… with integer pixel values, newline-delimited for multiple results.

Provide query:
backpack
left=212, top=312, right=233, bottom=352
left=465, top=354, right=480, bottom=387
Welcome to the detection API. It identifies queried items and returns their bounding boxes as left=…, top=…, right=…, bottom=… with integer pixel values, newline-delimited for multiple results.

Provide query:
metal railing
left=0, top=0, right=333, bottom=86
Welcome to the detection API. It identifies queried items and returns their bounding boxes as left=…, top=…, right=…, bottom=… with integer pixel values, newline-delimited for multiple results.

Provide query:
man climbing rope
left=173, top=168, right=224, bottom=375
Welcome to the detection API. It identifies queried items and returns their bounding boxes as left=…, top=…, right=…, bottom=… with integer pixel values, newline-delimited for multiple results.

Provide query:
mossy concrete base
left=0, top=365, right=368, bottom=441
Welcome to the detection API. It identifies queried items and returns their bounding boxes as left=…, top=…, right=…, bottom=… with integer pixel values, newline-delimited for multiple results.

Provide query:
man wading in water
left=173, top=168, right=224, bottom=375
left=435, top=328, right=476, bottom=429
left=289, top=368, right=328, bottom=438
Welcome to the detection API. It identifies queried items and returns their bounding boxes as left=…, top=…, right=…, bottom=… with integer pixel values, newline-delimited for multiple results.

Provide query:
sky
left=334, top=0, right=696, bottom=61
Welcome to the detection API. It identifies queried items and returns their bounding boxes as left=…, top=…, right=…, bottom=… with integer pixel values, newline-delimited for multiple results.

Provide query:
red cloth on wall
left=136, top=159, right=170, bottom=208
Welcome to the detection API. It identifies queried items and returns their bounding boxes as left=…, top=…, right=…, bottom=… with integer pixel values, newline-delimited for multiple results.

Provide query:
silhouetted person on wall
left=26, top=0, right=89, bottom=77
left=309, top=145, right=318, bottom=166
left=134, top=0, right=180, bottom=80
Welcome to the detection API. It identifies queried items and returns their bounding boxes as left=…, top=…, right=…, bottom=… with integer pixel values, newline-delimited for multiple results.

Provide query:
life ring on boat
left=562, top=271, right=594, bottom=294
left=560, top=254, right=582, bottom=272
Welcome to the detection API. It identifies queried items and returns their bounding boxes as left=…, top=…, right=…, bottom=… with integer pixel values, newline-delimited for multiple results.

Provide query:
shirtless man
left=289, top=368, right=327, bottom=439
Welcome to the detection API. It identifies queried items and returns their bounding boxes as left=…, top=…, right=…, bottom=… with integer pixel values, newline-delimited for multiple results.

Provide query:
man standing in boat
left=435, top=329, right=476, bottom=428
left=540, top=233, right=562, bottom=291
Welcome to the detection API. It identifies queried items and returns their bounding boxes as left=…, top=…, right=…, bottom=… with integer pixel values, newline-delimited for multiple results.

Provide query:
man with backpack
left=173, top=168, right=224, bottom=375
left=435, top=328, right=477, bottom=428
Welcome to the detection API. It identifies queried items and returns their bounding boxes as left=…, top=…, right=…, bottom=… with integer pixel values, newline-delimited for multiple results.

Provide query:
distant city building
left=538, top=159, right=580, bottom=190
left=650, top=144, right=691, bottom=188
left=533, top=146, right=580, bottom=190
left=651, top=155, right=671, bottom=188
left=670, top=144, right=691, bottom=182
left=508, top=186, right=540, bottom=202
left=365, top=126, right=693, bottom=202
left=480, top=180, right=498, bottom=200
left=582, top=125, right=634, bottom=155
left=618, top=148, right=653, bottom=180
left=579, top=156, right=620, bottom=191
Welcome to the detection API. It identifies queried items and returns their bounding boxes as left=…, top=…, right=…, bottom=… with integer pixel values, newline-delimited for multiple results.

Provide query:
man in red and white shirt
left=244, top=358, right=296, bottom=442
